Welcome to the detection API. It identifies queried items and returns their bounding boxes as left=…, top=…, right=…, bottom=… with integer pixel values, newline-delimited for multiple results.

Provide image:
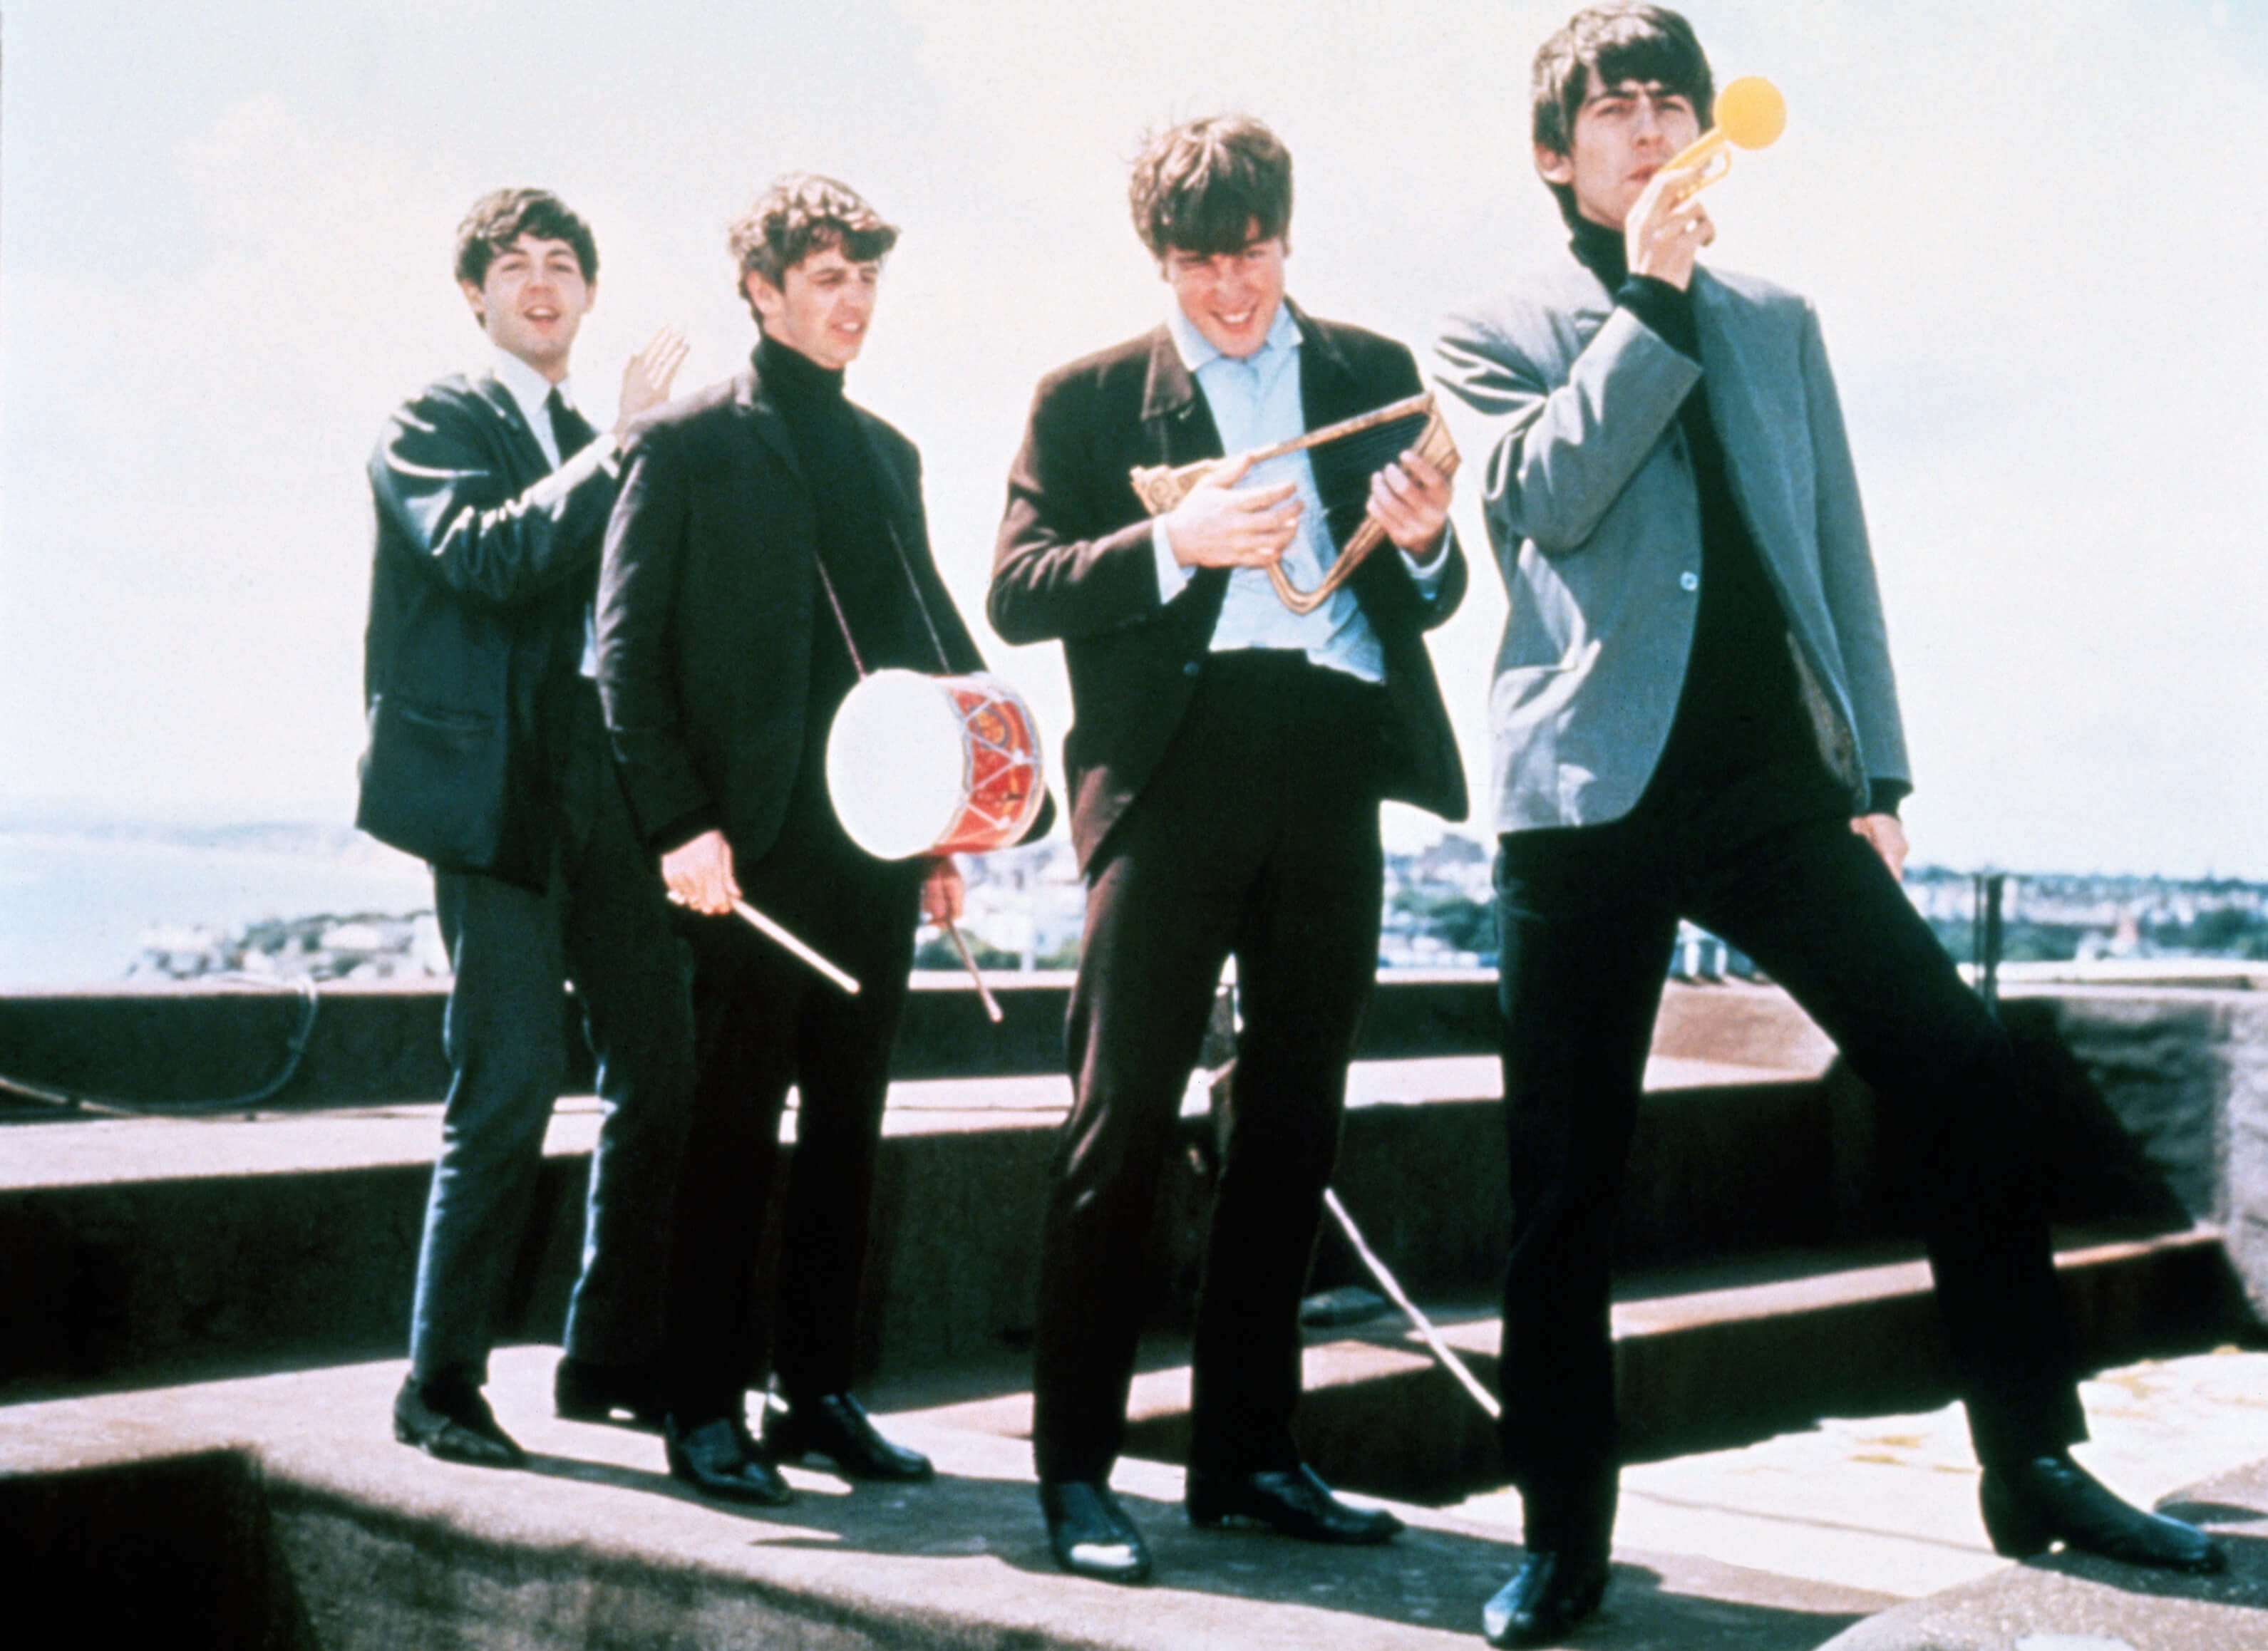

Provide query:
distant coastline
left=3, top=812, right=2262, bottom=993
left=0, top=815, right=433, bottom=990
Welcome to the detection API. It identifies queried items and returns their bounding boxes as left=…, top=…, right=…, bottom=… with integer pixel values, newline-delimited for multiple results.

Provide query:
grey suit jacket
left=1435, top=254, right=1907, bottom=837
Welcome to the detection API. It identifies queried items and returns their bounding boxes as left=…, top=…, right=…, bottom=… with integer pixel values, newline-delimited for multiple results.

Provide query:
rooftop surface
left=8, top=1345, right=2264, bottom=1649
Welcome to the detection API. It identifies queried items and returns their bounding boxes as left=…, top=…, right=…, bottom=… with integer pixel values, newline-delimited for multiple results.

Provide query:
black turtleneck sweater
left=756, top=331, right=942, bottom=862
left=1567, top=217, right=1902, bottom=837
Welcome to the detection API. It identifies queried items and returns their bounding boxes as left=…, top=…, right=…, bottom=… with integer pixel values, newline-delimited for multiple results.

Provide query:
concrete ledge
left=0, top=1348, right=1893, bottom=1651
left=0, top=974, right=1832, bottom=1117
left=2005, top=986, right=2268, bottom=1320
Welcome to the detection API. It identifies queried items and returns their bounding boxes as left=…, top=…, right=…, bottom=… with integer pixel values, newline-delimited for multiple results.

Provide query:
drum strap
left=810, top=519, right=954, bottom=681
left=810, top=551, right=868, bottom=677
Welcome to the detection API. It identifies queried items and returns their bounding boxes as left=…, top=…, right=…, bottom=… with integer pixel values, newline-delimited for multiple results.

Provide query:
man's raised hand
left=615, top=326, right=691, bottom=434
left=1624, top=164, right=1715, bottom=290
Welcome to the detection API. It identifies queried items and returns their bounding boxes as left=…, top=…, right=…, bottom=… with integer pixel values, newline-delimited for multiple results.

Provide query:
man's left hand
left=1852, top=813, right=1908, bottom=880
left=920, top=856, right=965, bottom=926
left=1369, top=449, right=1453, bottom=560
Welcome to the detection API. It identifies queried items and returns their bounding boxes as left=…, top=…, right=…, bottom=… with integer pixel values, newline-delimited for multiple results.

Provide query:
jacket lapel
left=474, top=371, right=550, bottom=483
left=1691, top=274, right=1788, bottom=570
left=1289, top=300, right=1366, bottom=430
left=1136, top=324, right=1222, bottom=467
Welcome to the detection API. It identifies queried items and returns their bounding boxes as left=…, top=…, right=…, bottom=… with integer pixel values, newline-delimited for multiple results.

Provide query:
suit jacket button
left=1184, top=661, right=1202, bottom=676
left=1679, top=571, right=1700, bottom=592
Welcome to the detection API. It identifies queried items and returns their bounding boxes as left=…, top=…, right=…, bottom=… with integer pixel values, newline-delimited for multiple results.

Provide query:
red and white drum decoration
left=825, top=670, right=1046, bottom=861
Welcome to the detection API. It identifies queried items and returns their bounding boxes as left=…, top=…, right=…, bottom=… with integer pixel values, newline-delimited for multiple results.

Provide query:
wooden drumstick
left=942, top=918, right=1004, bottom=1023
left=730, top=899, right=861, bottom=995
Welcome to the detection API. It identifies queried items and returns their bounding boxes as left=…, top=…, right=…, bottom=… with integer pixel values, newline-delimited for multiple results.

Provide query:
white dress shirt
left=488, top=348, right=612, bottom=676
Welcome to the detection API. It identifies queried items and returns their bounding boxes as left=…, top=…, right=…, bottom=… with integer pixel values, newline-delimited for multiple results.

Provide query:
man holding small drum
left=597, top=174, right=1012, bottom=1506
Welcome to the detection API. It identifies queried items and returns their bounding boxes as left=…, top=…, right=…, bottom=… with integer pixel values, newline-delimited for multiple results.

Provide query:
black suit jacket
left=989, top=304, right=1469, bottom=871
left=357, top=372, right=621, bottom=889
left=597, top=356, right=1009, bottom=863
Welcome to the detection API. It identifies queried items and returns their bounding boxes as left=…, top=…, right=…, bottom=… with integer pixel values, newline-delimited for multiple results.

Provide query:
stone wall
left=2006, top=986, right=2268, bottom=1320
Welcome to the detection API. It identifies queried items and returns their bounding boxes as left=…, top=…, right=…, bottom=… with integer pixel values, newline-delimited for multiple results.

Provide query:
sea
left=0, top=819, right=435, bottom=990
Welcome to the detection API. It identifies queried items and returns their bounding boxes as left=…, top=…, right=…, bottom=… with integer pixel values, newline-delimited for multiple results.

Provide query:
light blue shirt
left=1152, top=301, right=1444, bottom=683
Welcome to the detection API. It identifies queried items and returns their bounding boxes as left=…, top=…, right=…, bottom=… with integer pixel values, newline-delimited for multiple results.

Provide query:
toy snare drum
left=825, top=670, right=1046, bottom=861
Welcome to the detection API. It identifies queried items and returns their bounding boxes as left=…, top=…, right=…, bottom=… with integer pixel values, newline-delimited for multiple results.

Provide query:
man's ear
left=1535, top=144, right=1576, bottom=187
left=459, top=279, right=488, bottom=329
left=744, top=269, right=781, bottom=323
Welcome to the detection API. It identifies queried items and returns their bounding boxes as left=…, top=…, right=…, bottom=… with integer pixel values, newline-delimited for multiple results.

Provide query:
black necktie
left=545, top=387, right=598, bottom=466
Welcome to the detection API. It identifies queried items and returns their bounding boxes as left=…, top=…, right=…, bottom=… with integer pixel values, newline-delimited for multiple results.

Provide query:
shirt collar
left=1164, top=297, right=1299, bottom=376
left=489, top=346, right=574, bottom=431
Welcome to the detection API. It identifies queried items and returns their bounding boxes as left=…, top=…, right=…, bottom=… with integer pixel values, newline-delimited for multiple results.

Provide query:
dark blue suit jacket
left=357, top=371, right=622, bottom=889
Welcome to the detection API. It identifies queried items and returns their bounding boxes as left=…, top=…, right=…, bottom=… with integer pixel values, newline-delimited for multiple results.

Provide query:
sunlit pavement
left=1455, top=1347, right=2268, bottom=1601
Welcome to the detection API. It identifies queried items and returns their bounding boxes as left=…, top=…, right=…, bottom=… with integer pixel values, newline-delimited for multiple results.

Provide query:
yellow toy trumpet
left=1666, top=76, right=1786, bottom=195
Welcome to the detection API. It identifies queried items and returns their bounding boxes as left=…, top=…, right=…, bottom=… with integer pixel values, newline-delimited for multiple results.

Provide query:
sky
left=3, top=0, right=2264, bottom=877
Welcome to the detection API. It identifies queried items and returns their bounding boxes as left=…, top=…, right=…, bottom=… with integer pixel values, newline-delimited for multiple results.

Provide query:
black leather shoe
left=763, top=1392, right=934, bottom=1482
left=1040, top=1479, right=1152, bottom=1584
left=1185, top=1462, right=1402, bottom=1544
left=1980, top=1453, right=2225, bottom=1573
left=664, top=1413, right=793, bottom=1506
left=554, top=1356, right=662, bottom=1427
left=1482, top=1550, right=1611, bottom=1647
left=393, top=1375, right=525, bottom=1468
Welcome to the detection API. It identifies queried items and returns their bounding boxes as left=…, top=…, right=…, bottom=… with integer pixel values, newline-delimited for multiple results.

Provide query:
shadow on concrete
left=1, top=1450, right=319, bottom=1650
left=505, top=1451, right=1878, bottom=1650
left=2011, top=1526, right=2268, bottom=1609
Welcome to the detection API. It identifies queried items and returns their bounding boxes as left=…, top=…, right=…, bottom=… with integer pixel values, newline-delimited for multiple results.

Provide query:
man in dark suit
left=1433, top=9, right=2224, bottom=1642
left=359, top=187, right=691, bottom=1466
left=989, top=115, right=1468, bottom=1585
left=599, top=174, right=1006, bottom=1506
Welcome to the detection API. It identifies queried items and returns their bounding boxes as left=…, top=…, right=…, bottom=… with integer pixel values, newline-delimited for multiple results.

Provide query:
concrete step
left=0, top=1052, right=1861, bottom=1402
left=907, top=1223, right=2247, bottom=1508
left=1303, top=1223, right=2248, bottom=1502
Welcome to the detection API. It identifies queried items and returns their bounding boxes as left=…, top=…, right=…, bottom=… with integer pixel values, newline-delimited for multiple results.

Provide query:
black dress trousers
left=1491, top=799, right=2086, bottom=1517
left=1032, top=650, right=1390, bottom=1484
